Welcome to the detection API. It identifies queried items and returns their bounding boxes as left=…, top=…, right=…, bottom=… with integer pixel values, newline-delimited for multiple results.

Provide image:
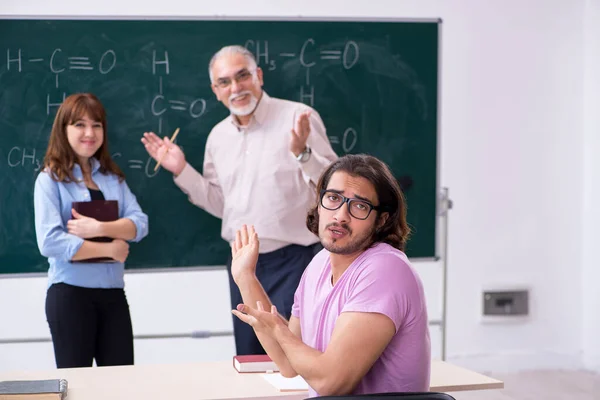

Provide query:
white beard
left=228, top=91, right=258, bottom=116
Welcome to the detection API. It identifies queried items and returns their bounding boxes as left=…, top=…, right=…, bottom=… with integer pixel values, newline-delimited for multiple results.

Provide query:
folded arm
left=98, top=218, right=137, bottom=241
left=275, top=311, right=395, bottom=395
left=34, top=172, right=113, bottom=261
left=70, top=241, right=117, bottom=261
left=66, top=180, right=148, bottom=243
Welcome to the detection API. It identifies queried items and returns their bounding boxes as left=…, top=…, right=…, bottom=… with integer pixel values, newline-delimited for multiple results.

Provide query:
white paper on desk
left=261, top=373, right=309, bottom=392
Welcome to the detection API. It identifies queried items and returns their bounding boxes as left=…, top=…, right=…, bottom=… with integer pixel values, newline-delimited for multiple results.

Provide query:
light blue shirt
left=34, top=158, right=149, bottom=289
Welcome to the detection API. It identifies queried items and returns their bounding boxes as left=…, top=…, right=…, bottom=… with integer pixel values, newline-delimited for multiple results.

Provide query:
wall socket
left=483, top=290, right=529, bottom=316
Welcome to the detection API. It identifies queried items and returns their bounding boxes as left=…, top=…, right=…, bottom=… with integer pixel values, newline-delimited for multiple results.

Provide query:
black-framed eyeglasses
left=320, top=189, right=384, bottom=220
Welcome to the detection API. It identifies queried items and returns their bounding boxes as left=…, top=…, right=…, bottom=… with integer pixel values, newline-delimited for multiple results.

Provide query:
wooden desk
left=0, top=360, right=503, bottom=399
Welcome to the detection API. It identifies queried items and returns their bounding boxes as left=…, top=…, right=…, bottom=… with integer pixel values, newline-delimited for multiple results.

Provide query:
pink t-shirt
left=291, top=242, right=431, bottom=397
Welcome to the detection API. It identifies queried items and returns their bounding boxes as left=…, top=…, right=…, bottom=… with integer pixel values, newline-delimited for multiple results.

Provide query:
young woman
left=34, top=93, right=149, bottom=368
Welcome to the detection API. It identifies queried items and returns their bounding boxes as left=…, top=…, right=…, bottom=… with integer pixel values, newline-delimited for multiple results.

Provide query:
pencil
left=154, top=128, right=180, bottom=172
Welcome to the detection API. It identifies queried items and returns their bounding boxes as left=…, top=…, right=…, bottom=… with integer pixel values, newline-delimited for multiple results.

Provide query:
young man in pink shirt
left=231, top=154, right=431, bottom=396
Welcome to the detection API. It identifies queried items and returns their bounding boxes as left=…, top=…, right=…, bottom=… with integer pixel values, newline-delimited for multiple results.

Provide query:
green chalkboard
left=0, top=18, right=440, bottom=274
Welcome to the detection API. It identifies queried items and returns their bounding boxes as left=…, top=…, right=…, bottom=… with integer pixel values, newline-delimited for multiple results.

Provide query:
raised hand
left=290, top=110, right=311, bottom=157
left=230, top=224, right=260, bottom=285
left=141, top=131, right=187, bottom=175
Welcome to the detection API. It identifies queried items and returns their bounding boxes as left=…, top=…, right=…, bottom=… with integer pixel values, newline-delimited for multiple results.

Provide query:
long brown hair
left=42, top=93, right=125, bottom=182
left=306, top=154, right=411, bottom=251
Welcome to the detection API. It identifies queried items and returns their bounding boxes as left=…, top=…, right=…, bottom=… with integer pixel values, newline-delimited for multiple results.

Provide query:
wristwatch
left=296, top=146, right=312, bottom=163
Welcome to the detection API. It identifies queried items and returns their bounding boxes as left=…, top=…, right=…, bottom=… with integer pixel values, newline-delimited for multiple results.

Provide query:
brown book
left=71, top=200, right=119, bottom=263
left=0, top=379, right=67, bottom=400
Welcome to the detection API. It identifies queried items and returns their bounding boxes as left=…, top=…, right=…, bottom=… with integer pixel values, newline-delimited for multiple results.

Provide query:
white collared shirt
left=174, top=92, right=338, bottom=253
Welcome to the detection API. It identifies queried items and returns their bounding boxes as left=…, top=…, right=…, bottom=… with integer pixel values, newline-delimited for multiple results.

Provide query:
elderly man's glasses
left=214, top=69, right=255, bottom=89
left=320, top=190, right=384, bottom=220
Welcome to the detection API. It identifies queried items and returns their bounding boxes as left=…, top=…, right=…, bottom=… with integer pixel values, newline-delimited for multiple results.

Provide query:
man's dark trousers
left=226, top=243, right=321, bottom=355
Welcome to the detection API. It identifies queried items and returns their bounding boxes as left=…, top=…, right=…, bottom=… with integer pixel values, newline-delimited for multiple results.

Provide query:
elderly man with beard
left=229, top=154, right=431, bottom=397
left=141, top=45, right=338, bottom=356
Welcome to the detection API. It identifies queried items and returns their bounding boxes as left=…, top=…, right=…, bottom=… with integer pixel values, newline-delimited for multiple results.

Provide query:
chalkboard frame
left=0, top=15, right=443, bottom=277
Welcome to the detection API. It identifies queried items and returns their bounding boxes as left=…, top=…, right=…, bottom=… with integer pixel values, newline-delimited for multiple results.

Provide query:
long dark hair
left=306, top=154, right=411, bottom=250
left=42, top=92, right=125, bottom=182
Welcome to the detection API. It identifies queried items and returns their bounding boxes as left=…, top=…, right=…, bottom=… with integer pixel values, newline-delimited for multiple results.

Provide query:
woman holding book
left=34, top=93, right=149, bottom=369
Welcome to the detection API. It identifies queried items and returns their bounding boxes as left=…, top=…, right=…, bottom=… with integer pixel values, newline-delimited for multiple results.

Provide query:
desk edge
left=435, top=381, right=505, bottom=392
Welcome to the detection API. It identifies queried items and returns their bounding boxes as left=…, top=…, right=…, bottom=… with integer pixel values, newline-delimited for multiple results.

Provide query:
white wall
left=0, top=270, right=238, bottom=371
left=582, top=0, right=600, bottom=373
left=439, top=1, right=585, bottom=372
left=0, top=0, right=593, bottom=374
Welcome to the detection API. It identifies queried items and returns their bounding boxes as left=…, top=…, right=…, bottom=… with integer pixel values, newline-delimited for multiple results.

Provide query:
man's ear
left=377, top=212, right=389, bottom=230
left=211, top=84, right=221, bottom=101
left=256, top=67, right=264, bottom=86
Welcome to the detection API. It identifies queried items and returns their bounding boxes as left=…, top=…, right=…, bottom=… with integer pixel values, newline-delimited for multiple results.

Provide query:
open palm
left=290, top=110, right=311, bottom=156
left=231, top=225, right=260, bottom=284
left=141, top=131, right=186, bottom=175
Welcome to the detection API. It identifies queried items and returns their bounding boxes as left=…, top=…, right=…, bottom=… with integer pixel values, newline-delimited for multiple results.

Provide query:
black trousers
left=227, top=243, right=320, bottom=355
left=45, top=282, right=134, bottom=368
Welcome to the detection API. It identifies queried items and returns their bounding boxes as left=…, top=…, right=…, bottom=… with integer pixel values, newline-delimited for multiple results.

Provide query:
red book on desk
left=233, top=355, right=279, bottom=373
left=71, top=200, right=119, bottom=263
